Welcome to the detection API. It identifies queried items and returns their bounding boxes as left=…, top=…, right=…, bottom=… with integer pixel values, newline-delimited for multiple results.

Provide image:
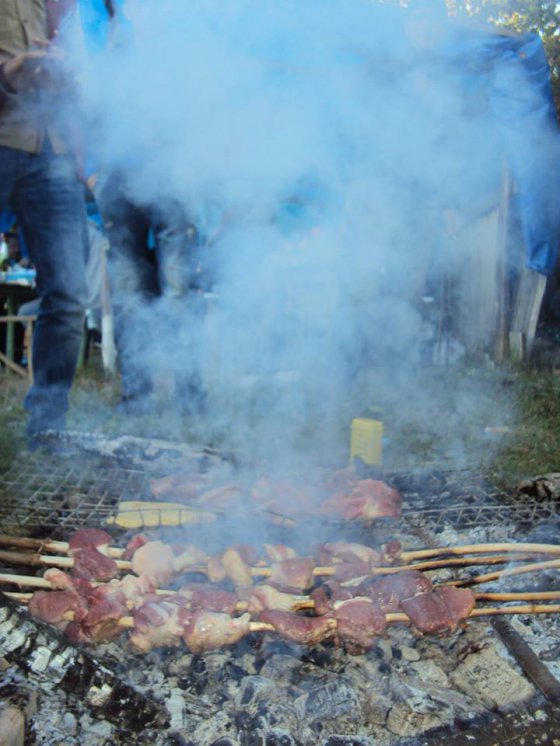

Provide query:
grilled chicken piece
left=332, top=597, right=387, bottom=650
left=172, top=545, right=210, bottom=573
left=28, top=589, right=88, bottom=628
left=268, top=558, right=315, bottom=592
left=176, top=583, right=238, bottom=614
left=207, top=545, right=257, bottom=592
left=310, top=581, right=355, bottom=615
left=130, top=600, right=190, bottom=652
left=182, top=611, right=251, bottom=653
left=247, top=584, right=309, bottom=613
left=131, top=540, right=176, bottom=585
left=259, top=610, right=337, bottom=645
left=68, top=528, right=118, bottom=581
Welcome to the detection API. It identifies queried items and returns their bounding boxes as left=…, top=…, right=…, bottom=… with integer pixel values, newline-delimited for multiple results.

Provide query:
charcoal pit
left=1, top=435, right=560, bottom=745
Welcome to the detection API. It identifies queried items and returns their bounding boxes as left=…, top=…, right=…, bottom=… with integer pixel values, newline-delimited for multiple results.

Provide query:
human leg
left=13, top=147, right=88, bottom=433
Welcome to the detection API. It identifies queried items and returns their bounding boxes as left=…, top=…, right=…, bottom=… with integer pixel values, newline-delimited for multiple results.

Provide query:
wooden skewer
left=402, top=543, right=560, bottom=562
left=55, top=603, right=560, bottom=630
left=10, top=588, right=560, bottom=607
left=0, top=548, right=543, bottom=584
left=0, top=549, right=132, bottom=571
left=450, top=558, right=560, bottom=587
left=0, top=534, right=125, bottom=559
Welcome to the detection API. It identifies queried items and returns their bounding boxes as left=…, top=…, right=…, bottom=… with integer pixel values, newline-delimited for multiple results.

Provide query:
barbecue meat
left=319, top=542, right=384, bottom=566
left=207, top=546, right=257, bottom=591
left=150, top=473, right=208, bottom=500
left=259, top=610, right=337, bottom=645
left=359, top=570, right=433, bottom=612
left=332, top=597, right=387, bottom=650
left=177, top=583, right=238, bottom=614
left=400, top=592, right=453, bottom=634
left=334, top=562, right=372, bottom=586
left=82, top=595, right=127, bottom=642
left=131, top=540, right=176, bottom=585
left=182, top=611, right=251, bottom=653
left=321, top=480, right=402, bottom=521
left=247, top=584, right=309, bottom=614
left=268, top=558, right=315, bottom=592
left=172, top=545, right=210, bottom=573
left=68, top=528, right=118, bottom=581
left=310, top=581, right=354, bottom=615
left=435, top=586, right=476, bottom=631
left=28, top=590, right=88, bottom=628
left=130, top=600, right=190, bottom=652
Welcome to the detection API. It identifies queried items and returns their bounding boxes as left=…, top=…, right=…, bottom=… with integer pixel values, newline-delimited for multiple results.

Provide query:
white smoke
left=77, top=0, right=552, bottom=465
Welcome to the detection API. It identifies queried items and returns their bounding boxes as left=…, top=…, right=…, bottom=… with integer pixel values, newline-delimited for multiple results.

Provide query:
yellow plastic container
left=350, top=417, right=383, bottom=466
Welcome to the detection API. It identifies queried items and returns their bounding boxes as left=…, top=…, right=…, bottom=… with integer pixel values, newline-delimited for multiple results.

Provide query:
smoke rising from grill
left=79, top=0, right=552, bottom=465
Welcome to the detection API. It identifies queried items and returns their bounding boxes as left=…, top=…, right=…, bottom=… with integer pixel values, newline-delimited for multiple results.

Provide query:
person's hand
left=2, top=42, right=75, bottom=93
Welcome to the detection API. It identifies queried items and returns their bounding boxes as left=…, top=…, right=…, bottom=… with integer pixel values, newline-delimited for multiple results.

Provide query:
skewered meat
left=399, top=592, right=453, bottom=634
left=207, top=546, right=257, bottom=591
left=251, top=477, right=319, bottom=516
left=28, top=590, right=88, bottom=628
left=130, top=599, right=189, bottom=652
left=321, top=480, right=402, bottom=521
left=363, top=570, right=433, bottom=609
left=176, top=583, right=238, bottom=614
left=434, top=586, right=476, bottom=631
left=172, top=545, right=210, bottom=573
left=247, top=585, right=309, bottom=613
left=68, top=529, right=118, bottom=581
left=319, top=542, right=384, bottom=566
left=310, top=581, right=355, bottom=615
left=182, top=611, right=251, bottom=653
left=131, top=541, right=176, bottom=585
left=334, top=562, right=372, bottom=586
left=122, top=534, right=150, bottom=560
left=332, top=597, right=387, bottom=650
left=259, top=610, right=337, bottom=645
left=268, top=558, right=315, bottom=592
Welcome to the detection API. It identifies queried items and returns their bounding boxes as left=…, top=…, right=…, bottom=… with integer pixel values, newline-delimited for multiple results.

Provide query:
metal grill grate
left=0, top=443, right=556, bottom=533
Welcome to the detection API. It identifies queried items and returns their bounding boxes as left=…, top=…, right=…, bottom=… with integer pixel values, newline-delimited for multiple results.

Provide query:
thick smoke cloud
left=78, top=0, right=550, bottom=465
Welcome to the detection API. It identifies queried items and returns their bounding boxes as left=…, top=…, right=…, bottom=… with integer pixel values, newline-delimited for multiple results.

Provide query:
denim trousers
left=0, top=144, right=87, bottom=431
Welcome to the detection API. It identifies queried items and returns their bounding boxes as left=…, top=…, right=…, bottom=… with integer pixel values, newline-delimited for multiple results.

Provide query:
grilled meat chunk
left=268, top=558, right=315, bottom=592
left=176, top=583, right=238, bottom=614
left=182, top=611, right=251, bottom=653
left=259, top=610, right=337, bottom=645
left=68, top=528, right=118, bottom=581
left=130, top=600, right=190, bottom=652
left=247, top=584, right=309, bottom=613
left=310, top=581, right=354, bottom=615
left=28, top=589, right=88, bottom=628
left=332, top=597, right=387, bottom=649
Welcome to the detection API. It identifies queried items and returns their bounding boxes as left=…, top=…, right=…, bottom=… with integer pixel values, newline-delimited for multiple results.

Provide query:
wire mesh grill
left=0, top=445, right=556, bottom=533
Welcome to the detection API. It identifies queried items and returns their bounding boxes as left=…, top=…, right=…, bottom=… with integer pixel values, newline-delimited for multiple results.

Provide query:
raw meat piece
left=268, top=558, right=315, bottom=592
left=247, top=585, right=308, bottom=613
left=28, top=590, right=88, bottom=627
left=332, top=597, right=387, bottom=649
left=176, top=583, right=238, bottom=614
left=400, top=592, right=452, bottom=634
left=68, top=528, right=118, bottom=581
left=310, top=581, right=355, bottom=615
left=131, top=540, right=176, bottom=585
left=434, top=586, right=475, bottom=631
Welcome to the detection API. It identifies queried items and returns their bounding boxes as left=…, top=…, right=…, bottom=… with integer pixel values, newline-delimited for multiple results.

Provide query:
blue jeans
left=0, top=144, right=87, bottom=432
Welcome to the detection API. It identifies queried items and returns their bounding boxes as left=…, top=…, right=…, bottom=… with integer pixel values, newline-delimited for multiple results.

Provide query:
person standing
left=0, top=0, right=88, bottom=442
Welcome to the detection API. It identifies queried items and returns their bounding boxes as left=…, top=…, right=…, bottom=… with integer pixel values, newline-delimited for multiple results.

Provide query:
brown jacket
left=0, top=0, right=76, bottom=154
